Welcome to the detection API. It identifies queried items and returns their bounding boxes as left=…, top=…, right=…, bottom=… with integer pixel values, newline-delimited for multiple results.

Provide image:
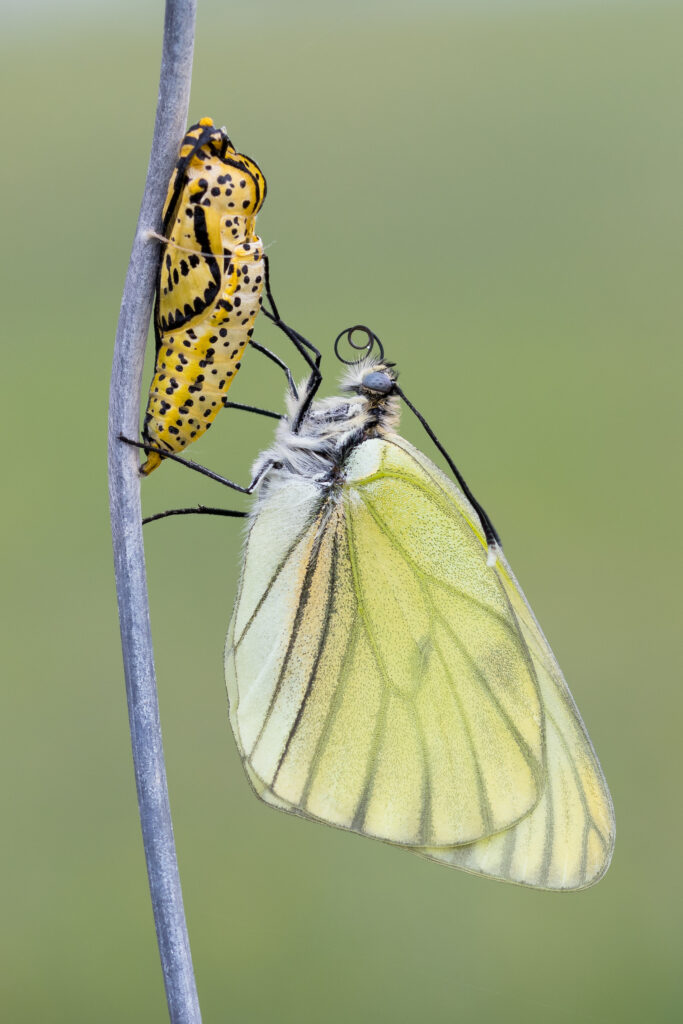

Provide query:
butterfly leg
left=222, top=400, right=284, bottom=421
left=249, top=338, right=298, bottom=399
left=143, top=506, right=247, bottom=525
left=261, top=256, right=323, bottom=430
left=119, top=436, right=273, bottom=494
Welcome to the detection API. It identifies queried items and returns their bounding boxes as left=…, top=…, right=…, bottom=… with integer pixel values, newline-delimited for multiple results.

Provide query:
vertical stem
left=107, top=2, right=201, bottom=1021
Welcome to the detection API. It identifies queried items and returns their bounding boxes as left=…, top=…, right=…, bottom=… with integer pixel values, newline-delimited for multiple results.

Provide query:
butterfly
left=223, top=327, right=615, bottom=890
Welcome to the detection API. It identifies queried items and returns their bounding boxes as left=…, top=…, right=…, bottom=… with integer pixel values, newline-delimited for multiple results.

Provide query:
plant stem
left=107, top=2, right=201, bottom=1021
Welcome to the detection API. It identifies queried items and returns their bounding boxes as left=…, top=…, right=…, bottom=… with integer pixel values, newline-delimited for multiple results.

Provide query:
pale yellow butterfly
left=224, top=329, right=614, bottom=890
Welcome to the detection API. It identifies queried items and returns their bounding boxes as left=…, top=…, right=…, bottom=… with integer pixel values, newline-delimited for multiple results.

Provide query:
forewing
left=342, top=439, right=544, bottom=845
left=226, top=439, right=545, bottom=847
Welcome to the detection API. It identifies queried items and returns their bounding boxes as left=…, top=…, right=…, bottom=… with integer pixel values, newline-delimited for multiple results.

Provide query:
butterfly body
left=225, top=360, right=615, bottom=889
left=141, top=118, right=267, bottom=474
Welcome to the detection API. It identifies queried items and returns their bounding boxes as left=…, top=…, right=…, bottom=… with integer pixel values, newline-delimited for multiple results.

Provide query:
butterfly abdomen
left=141, top=118, right=267, bottom=475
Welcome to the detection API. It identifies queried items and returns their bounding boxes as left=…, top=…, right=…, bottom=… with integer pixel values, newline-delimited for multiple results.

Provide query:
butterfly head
left=360, top=370, right=394, bottom=394
left=342, top=359, right=397, bottom=398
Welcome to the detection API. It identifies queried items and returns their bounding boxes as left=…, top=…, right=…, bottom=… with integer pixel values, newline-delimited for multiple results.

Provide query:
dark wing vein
left=546, top=706, right=610, bottom=853
left=411, top=706, right=433, bottom=845
left=433, top=602, right=543, bottom=787
left=350, top=690, right=390, bottom=835
left=233, top=513, right=322, bottom=650
left=539, top=763, right=555, bottom=886
left=499, top=824, right=518, bottom=876
left=248, top=520, right=329, bottom=759
left=271, top=533, right=339, bottom=787
left=344, top=500, right=392, bottom=834
left=427, top=628, right=494, bottom=835
left=300, top=616, right=361, bottom=810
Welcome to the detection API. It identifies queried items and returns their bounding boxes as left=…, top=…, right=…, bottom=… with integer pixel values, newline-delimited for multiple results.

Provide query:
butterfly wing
left=378, top=437, right=615, bottom=888
left=226, top=436, right=546, bottom=847
left=416, top=549, right=615, bottom=889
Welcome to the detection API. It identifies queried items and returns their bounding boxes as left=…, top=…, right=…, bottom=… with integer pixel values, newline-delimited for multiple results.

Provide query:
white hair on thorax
left=249, top=361, right=401, bottom=509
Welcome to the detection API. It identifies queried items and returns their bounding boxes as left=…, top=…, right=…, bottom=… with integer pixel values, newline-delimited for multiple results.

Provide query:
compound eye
left=362, top=371, right=394, bottom=395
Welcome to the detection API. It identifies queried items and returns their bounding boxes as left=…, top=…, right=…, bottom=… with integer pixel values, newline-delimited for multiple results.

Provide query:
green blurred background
left=2, top=1, right=681, bottom=1020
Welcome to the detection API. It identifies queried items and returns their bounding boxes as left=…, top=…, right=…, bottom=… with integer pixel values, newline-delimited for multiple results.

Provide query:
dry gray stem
left=107, top=1, right=201, bottom=1020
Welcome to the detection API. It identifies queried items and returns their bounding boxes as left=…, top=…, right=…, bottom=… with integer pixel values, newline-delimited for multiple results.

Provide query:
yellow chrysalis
left=141, top=117, right=267, bottom=474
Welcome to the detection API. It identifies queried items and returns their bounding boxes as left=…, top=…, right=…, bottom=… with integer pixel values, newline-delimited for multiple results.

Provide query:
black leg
left=249, top=339, right=298, bottom=399
left=261, top=255, right=323, bottom=431
left=119, top=435, right=272, bottom=494
left=223, top=400, right=284, bottom=421
left=143, top=505, right=248, bottom=525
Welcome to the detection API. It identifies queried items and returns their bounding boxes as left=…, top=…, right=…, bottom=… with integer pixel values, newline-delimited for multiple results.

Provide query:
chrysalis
left=141, top=117, right=267, bottom=474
